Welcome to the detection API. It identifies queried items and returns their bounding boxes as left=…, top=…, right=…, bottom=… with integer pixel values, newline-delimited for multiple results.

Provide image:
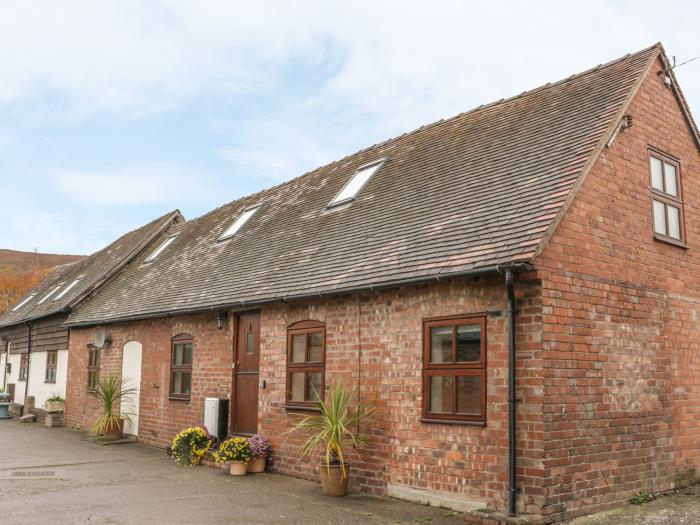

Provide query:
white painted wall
left=27, top=350, right=68, bottom=409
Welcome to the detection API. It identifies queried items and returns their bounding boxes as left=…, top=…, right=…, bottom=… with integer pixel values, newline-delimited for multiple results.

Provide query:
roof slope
left=0, top=210, right=182, bottom=328
left=67, top=45, right=659, bottom=326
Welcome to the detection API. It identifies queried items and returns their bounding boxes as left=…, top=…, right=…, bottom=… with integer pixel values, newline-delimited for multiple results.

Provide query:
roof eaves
left=529, top=43, right=662, bottom=263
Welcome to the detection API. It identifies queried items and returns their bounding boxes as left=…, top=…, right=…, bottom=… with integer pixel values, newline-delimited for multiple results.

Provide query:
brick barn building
left=45, top=43, right=700, bottom=522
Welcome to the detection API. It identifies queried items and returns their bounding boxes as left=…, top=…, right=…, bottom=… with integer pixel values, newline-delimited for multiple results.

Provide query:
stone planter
left=229, top=461, right=247, bottom=476
left=319, top=463, right=350, bottom=497
left=247, top=455, right=266, bottom=473
left=44, top=400, right=65, bottom=413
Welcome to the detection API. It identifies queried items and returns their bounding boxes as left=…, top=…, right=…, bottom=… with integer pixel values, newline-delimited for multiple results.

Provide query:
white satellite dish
left=91, top=330, right=111, bottom=349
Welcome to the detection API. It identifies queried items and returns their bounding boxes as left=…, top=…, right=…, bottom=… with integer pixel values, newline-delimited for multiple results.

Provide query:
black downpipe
left=505, top=267, right=517, bottom=516
left=24, top=324, right=32, bottom=406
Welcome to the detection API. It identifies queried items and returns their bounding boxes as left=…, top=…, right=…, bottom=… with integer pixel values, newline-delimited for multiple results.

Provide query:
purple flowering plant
left=248, top=434, right=271, bottom=458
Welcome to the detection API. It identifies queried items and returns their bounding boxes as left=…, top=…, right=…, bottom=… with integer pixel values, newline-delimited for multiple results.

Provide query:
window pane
left=307, top=372, right=322, bottom=402
left=183, top=344, right=192, bottom=365
left=430, top=327, right=453, bottom=363
left=308, top=332, right=323, bottom=362
left=650, top=157, right=663, bottom=191
left=174, top=344, right=183, bottom=365
left=456, top=325, right=481, bottom=362
left=291, top=334, right=306, bottom=363
left=668, top=206, right=681, bottom=239
left=172, top=372, right=182, bottom=394
left=246, top=332, right=254, bottom=354
left=429, top=375, right=454, bottom=413
left=653, top=200, right=666, bottom=235
left=664, top=163, right=678, bottom=196
left=182, top=372, right=191, bottom=395
left=456, top=376, right=482, bottom=415
left=290, top=372, right=305, bottom=402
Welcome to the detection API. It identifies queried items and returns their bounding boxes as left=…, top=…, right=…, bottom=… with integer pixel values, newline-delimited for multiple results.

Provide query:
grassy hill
left=0, top=249, right=84, bottom=315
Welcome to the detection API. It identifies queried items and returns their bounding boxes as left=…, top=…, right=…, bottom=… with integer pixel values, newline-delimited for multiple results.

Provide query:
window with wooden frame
left=45, top=351, right=57, bottom=383
left=650, top=150, right=685, bottom=245
left=286, top=321, right=326, bottom=407
left=87, top=348, right=100, bottom=392
left=19, top=353, right=29, bottom=381
left=170, top=334, right=193, bottom=400
left=422, top=315, right=486, bottom=424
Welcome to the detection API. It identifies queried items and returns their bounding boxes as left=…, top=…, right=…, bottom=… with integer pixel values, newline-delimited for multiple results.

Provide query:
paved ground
left=0, top=420, right=463, bottom=525
left=567, top=485, right=700, bottom=525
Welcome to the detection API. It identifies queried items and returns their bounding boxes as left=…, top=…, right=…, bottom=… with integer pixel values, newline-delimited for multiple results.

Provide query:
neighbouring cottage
left=0, top=211, right=182, bottom=418
left=5, top=43, right=694, bottom=522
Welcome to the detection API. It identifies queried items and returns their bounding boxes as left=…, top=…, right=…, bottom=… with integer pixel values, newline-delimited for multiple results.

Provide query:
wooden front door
left=232, top=312, right=260, bottom=435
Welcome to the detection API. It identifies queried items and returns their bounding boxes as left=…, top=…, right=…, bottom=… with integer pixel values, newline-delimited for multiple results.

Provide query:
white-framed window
left=650, top=150, right=684, bottom=243
left=218, top=205, right=260, bottom=241
left=144, top=234, right=178, bottom=263
left=328, top=158, right=386, bottom=207
left=54, top=275, right=84, bottom=301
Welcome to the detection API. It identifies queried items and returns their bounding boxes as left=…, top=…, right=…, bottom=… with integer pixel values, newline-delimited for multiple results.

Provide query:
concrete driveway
left=0, top=421, right=463, bottom=525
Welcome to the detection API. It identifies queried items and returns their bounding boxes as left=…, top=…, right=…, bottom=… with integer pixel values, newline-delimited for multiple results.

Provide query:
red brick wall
left=534, top=56, right=700, bottom=521
left=65, top=312, right=234, bottom=447
left=65, top=275, right=543, bottom=515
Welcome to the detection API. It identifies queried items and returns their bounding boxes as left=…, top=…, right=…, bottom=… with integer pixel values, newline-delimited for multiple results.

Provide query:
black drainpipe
left=505, top=267, right=517, bottom=516
left=24, top=323, right=32, bottom=409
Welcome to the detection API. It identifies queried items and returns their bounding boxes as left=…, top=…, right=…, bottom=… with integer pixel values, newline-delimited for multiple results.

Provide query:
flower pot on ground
left=285, top=383, right=374, bottom=497
left=214, top=437, right=252, bottom=476
left=229, top=461, right=247, bottom=476
left=90, top=375, right=135, bottom=441
left=171, top=427, right=215, bottom=466
left=246, top=434, right=271, bottom=473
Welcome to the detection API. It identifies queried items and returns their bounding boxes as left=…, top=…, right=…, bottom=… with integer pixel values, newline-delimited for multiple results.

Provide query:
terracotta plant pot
left=229, top=461, right=247, bottom=476
left=247, top=455, right=266, bottom=473
left=319, top=463, right=349, bottom=497
left=102, top=418, right=124, bottom=440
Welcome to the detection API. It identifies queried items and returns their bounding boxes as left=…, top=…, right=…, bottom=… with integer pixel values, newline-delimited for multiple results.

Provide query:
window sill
left=420, top=417, right=486, bottom=427
left=653, top=234, right=688, bottom=249
left=169, top=396, right=191, bottom=403
left=284, top=404, right=322, bottom=413
left=44, top=380, right=56, bottom=384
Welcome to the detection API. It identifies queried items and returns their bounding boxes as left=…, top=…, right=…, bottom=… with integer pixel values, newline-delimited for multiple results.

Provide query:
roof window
left=37, top=283, right=65, bottom=305
left=54, top=275, right=84, bottom=301
left=11, top=293, right=36, bottom=312
left=219, top=205, right=260, bottom=241
left=328, top=159, right=385, bottom=208
left=145, top=234, right=178, bottom=263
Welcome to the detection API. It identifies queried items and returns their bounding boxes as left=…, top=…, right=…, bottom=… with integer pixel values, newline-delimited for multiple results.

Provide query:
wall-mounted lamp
left=215, top=311, right=228, bottom=330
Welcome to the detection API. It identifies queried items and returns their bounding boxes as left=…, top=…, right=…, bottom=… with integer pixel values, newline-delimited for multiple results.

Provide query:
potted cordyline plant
left=90, top=375, right=135, bottom=440
left=214, top=437, right=253, bottom=476
left=286, top=383, right=374, bottom=496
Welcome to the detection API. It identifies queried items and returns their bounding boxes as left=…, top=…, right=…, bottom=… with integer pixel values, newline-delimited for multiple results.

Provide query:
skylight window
left=37, top=283, right=64, bottom=305
left=219, top=205, right=260, bottom=241
left=328, top=159, right=386, bottom=208
left=54, top=275, right=84, bottom=301
left=12, top=293, right=36, bottom=312
left=145, top=234, right=178, bottom=263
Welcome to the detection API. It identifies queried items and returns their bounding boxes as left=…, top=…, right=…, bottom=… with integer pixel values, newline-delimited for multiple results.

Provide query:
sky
left=1, top=1, right=699, bottom=255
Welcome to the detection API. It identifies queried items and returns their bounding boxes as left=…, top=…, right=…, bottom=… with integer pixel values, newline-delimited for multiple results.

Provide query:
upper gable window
left=328, top=159, right=386, bottom=208
left=144, top=234, right=178, bottom=263
left=12, top=293, right=36, bottom=312
left=650, top=151, right=684, bottom=244
left=219, top=205, right=260, bottom=241
left=54, top=275, right=84, bottom=301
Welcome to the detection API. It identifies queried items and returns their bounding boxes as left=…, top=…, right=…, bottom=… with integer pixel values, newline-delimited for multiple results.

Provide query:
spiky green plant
left=285, top=383, right=374, bottom=479
left=90, top=375, right=136, bottom=436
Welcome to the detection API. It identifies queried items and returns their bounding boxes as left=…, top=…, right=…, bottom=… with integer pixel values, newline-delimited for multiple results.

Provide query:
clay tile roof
left=0, top=210, right=182, bottom=328
left=66, top=45, right=660, bottom=326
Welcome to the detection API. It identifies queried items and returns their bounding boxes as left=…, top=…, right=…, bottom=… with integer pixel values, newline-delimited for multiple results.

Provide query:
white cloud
left=51, top=163, right=211, bottom=206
